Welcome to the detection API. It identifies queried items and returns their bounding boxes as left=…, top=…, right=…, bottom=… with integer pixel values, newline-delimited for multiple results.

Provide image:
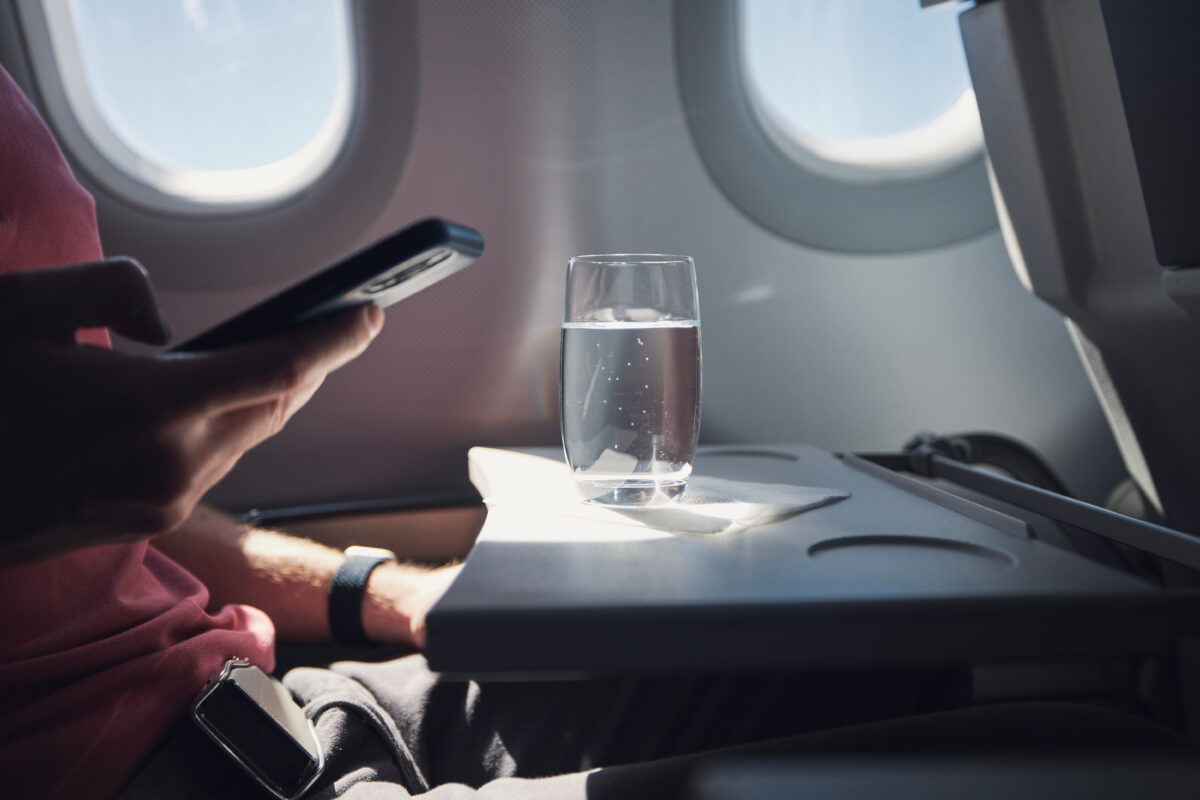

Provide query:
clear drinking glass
left=560, top=254, right=701, bottom=506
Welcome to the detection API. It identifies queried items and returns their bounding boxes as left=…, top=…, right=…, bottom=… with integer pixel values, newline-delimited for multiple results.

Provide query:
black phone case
left=170, top=218, right=484, bottom=353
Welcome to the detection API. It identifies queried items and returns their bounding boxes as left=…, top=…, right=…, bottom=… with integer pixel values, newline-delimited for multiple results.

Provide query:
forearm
left=154, top=505, right=451, bottom=647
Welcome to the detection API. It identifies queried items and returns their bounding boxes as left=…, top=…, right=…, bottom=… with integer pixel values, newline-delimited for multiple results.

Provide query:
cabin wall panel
left=0, top=0, right=1123, bottom=508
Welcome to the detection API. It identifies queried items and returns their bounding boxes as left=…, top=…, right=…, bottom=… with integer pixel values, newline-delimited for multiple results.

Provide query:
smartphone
left=170, top=217, right=484, bottom=353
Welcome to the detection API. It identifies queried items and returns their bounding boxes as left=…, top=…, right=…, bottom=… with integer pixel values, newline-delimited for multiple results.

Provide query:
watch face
left=344, top=545, right=397, bottom=561
left=193, top=663, right=323, bottom=800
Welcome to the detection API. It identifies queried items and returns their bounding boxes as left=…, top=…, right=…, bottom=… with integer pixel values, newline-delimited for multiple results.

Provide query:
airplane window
left=738, top=0, right=982, bottom=181
left=21, top=0, right=354, bottom=209
left=675, top=0, right=996, bottom=253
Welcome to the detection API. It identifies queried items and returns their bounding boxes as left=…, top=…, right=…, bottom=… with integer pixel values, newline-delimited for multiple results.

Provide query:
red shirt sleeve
left=0, top=64, right=275, bottom=800
left=0, top=64, right=109, bottom=346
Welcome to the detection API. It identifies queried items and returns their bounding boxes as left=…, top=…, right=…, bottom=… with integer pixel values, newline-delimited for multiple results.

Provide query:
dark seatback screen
left=1101, top=0, right=1200, bottom=267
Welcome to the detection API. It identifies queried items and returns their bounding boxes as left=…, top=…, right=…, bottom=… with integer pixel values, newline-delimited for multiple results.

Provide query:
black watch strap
left=328, top=546, right=396, bottom=646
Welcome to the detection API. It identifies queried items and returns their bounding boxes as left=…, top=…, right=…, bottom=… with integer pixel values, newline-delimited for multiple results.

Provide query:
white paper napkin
left=468, top=447, right=850, bottom=536
left=640, top=476, right=850, bottom=534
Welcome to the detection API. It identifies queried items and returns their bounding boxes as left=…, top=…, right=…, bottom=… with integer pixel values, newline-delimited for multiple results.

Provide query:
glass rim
left=569, top=253, right=694, bottom=266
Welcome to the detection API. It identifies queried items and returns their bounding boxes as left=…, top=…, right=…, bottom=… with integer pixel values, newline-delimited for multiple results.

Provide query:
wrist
left=363, top=562, right=462, bottom=650
left=360, top=561, right=417, bottom=646
left=328, top=546, right=396, bottom=646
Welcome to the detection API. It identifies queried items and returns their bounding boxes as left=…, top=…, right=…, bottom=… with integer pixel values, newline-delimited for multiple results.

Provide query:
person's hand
left=363, top=562, right=463, bottom=649
left=403, top=564, right=462, bottom=649
left=0, top=257, right=383, bottom=565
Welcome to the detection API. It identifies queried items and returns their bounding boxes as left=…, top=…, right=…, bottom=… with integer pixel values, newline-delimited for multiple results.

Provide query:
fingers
left=0, top=258, right=172, bottom=345
left=168, top=379, right=326, bottom=509
left=43, top=305, right=380, bottom=520
left=217, top=378, right=324, bottom=448
left=167, top=304, right=383, bottom=413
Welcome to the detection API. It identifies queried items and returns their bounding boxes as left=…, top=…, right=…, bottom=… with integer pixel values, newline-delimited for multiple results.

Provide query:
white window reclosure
left=737, top=0, right=983, bottom=182
left=25, top=0, right=355, bottom=209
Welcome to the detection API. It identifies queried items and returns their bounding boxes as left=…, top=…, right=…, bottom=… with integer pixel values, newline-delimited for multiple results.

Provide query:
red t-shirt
left=0, top=66, right=275, bottom=799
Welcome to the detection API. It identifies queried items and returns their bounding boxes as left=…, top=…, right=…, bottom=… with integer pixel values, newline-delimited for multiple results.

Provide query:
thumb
left=166, top=303, right=383, bottom=413
left=0, top=258, right=172, bottom=345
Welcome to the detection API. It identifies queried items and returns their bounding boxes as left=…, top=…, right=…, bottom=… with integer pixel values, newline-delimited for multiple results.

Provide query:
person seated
left=0, top=64, right=966, bottom=800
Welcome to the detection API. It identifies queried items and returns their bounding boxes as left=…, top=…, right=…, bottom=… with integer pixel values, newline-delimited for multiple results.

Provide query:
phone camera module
left=365, top=249, right=452, bottom=294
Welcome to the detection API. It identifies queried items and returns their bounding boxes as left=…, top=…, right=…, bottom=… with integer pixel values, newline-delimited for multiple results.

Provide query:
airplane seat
left=692, top=4, right=1200, bottom=792
left=956, top=0, right=1200, bottom=720
left=960, top=0, right=1200, bottom=539
left=868, top=0, right=1200, bottom=736
left=747, top=699, right=1195, bottom=755
left=692, top=703, right=1200, bottom=799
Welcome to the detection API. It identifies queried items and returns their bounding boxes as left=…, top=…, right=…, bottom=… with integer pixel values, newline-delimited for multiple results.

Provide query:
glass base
left=576, top=478, right=687, bottom=507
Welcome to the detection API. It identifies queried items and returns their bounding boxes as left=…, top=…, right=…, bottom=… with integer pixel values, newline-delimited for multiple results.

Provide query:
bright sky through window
left=739, top=0, right=981, bottom=179
left=37, top=0, right=353, bottom=205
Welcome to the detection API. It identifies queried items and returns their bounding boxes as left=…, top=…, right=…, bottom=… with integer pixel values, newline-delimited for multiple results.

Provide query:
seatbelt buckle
left=191, top=658, right=325, bottom=800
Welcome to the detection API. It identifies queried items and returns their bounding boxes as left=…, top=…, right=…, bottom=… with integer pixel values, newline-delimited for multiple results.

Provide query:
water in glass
left=560, top=319, right=701, bottom=505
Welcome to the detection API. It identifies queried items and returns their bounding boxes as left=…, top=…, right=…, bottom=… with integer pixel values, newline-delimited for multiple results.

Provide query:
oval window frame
left=15, top=0, right=358, bottom=214
left=675, top=0, right=996, bottom=253
left=8, top=0, right=420, bottom=292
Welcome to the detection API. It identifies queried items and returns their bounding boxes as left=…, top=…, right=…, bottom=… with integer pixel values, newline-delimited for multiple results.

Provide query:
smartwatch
left=328, top=545, right=396, bottom=646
